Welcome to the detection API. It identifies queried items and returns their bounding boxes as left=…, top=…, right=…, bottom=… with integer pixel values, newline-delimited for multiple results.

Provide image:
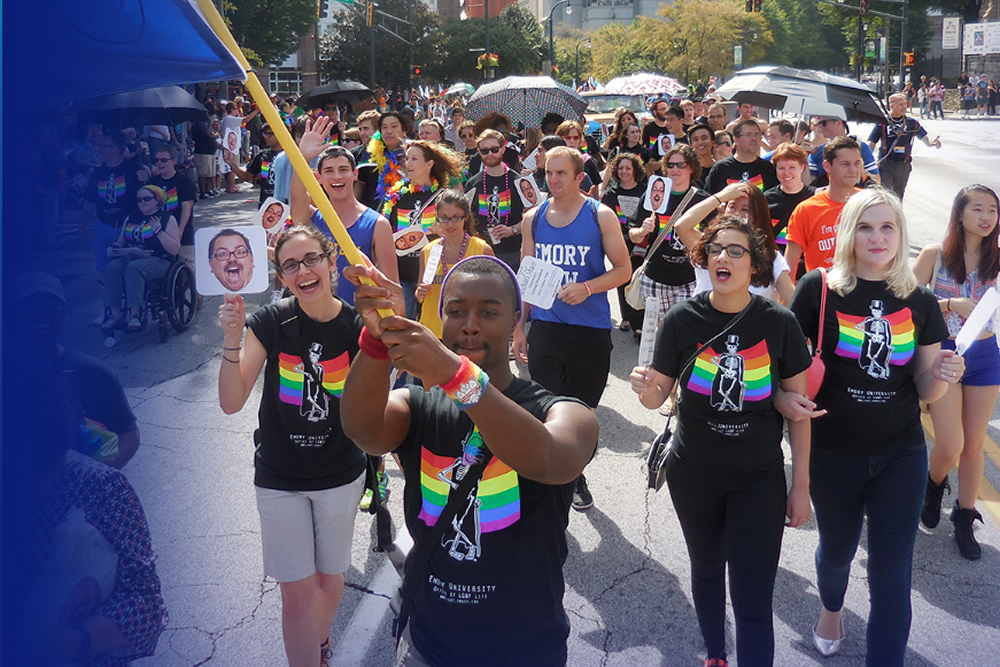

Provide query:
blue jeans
left=810, top=445, right=927, bottom=667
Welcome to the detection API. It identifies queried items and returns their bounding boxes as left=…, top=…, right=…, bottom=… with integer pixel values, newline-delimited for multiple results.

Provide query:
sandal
left=126, top=316, right=143, bottom=332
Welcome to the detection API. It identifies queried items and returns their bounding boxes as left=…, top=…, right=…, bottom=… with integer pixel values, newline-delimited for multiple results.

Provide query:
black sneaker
left=572, top=474, right=593, bottom=511
left=951, top=502, right=984, bottom=560
left=921, top=474, right=950, bottom=529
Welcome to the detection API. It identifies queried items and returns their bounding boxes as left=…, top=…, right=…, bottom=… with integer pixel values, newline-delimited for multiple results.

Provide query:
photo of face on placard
left=195, top=226, right=269, bottom=295
left=658, top=134, right=675, bottom=157
left=644, top=175, right=672, bottom=214
left=515, top=174, right=547, bottom=208
left=224, top=129, right=240, bottom=154
left=255, top=197, right=288, bottom=243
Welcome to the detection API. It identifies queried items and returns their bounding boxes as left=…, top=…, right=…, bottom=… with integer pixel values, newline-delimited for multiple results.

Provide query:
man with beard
left=341, top=255, right=598, bottom=667
left=291, top=117, right=398, bottom=305
left=465, top=129, right=525, bottom=271
left=514, top=147, right=631, bottom=512
left=209, top=228, right=255, bottom=292
left=225, top=122, right=281, bottom=206
left=704, top=119, right=779, bottom=194
left=641, top=98, right=673, bottom=174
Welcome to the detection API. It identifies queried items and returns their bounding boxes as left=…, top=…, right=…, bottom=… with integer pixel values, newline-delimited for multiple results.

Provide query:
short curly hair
left=689, top=214, right=773, bottom=288
left=607, top=152, right=645, bottom=184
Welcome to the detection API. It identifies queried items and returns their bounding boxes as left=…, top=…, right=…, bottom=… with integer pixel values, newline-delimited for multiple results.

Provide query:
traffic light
left=745, top=0, right=753, bottom=12
left=860, top=0, right=868, bottom=14
left=412, top=65, right=423, bottom=77
left=317, top=0, right=328, bottom=18
left=366, top=2, right=374, bottom=26
left=753, top=0, right=762, bottom=12
left=904, top=52, right=915, bottom=66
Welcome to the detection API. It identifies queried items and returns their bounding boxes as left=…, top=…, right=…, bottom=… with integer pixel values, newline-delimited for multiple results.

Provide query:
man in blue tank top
left=513, top=146, right=631, bottom=511
left=290, top=117, right=398, bottom=305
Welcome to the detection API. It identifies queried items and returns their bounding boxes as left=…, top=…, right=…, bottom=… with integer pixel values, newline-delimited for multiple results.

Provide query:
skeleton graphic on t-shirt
left=437, top=427, right=485, bottom=562
left=296, top=342, right=330, bottom=422
left=105, top=174, right=118, bottom=204
left=487, top=185, right=500, bottom=228
left=710, top=334, right=747, bottom=411
left=858, top=299, right=893, bottom=379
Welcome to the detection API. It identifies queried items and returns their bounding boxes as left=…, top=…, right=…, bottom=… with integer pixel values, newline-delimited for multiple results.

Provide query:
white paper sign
left=955, top=287, right=1000, bottom=355
left=195, top=225, right=270, bottom=296
left=942, top=17, right=961, bottom=50
left=637, top=297, right=660, bottom=368
left=422, top=243, right=443, bottom=285
left=644, top=175, right=672, bottom=214
left=522, top=148, right=539, bottom=172
left=517, top=256, right=565, bottom=310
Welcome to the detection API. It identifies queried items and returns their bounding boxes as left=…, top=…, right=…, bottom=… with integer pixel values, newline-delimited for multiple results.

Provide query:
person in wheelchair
left=102, top=185, right=181, bottom=334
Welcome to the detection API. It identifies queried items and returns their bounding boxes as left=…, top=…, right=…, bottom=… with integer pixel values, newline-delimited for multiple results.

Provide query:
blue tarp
left=25, top=0, right=246, bottom=108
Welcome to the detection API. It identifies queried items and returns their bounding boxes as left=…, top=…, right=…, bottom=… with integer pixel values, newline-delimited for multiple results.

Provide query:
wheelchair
left=103, top=257, right=196, bottom=345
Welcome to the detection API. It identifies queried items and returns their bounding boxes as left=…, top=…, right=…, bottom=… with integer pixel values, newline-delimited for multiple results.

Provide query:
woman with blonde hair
left=784, top=187, right=964, bottom=665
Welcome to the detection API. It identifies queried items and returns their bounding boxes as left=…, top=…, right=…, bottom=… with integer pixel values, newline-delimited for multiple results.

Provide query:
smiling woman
left=216, top=223, right=367, bottom=667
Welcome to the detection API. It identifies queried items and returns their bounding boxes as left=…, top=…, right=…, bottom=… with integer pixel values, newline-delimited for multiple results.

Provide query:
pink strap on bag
left=806, top=268, right=827, bottom=400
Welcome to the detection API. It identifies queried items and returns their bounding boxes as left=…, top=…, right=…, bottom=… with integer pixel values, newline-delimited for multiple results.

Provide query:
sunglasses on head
left=478, top=146, right=502, bottom=155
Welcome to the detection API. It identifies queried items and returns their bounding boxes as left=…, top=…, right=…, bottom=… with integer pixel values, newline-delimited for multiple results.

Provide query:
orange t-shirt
left=785, top=189, right=856, bottom=272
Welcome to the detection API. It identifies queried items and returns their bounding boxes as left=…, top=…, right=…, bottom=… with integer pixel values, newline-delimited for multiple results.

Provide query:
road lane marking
left=922, top=414, right=1000, bottom=528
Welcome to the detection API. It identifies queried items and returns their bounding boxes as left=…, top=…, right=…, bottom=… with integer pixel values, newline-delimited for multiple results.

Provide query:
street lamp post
left=574, top=38, right=591, bottom=89
left=546, top=0, right=571, bottom=77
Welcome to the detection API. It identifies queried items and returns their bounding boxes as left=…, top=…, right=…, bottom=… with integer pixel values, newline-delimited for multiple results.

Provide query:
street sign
left=880, top=36, right=887, bottom=63
left=734, top=45, right=743, bottom=68
left=865, top=39, right=876, bottom=58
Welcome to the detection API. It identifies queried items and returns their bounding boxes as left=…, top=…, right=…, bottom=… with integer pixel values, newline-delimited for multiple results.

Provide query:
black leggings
left=665, top=452, right=787, bottom=666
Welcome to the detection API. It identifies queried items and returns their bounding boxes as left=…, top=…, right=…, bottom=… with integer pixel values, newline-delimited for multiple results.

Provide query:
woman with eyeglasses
left=416, top=189, right=494, bottom=338
left=218, top=224, right=367, bottom=667
left=101, top=185, right=180, bottom=337
left=631, top=215, right=813, bottom=667
left=784, top=188, right=962, bottom=665
left=712, top=130, right=734, bottom=162
left=627, top=144, right=711, bottom=328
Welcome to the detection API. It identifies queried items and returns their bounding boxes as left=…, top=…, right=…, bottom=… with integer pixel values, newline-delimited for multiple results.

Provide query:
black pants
left=527, top=320, right=611, bottom=408
left=665, top=452, right=786, bottom=666
left=880, top=160, right=912, bottom=200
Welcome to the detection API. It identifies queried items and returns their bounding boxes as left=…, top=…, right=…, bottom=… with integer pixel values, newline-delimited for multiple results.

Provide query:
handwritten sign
left=422, top=243, right=443, bottom=285
left=638, top=297, right=659, bottom=367
left=517, top=256, right=565, bottom=309
left=956, top=287, right=1000, bottom=355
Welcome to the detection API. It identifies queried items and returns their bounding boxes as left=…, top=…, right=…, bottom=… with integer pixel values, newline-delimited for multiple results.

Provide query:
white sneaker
left=93, top=309, right=107, bottom=326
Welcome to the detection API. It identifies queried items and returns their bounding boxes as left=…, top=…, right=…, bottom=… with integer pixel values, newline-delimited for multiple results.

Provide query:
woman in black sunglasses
left=217, top=224, right=371, bottom=667
left=631, top=215, right=812, bottom=667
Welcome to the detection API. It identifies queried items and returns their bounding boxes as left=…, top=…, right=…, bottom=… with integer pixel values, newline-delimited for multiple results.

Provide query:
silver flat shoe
left=812, top=622, right=844, bottom=657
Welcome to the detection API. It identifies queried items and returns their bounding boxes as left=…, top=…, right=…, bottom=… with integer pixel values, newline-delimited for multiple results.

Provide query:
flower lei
left=381, top=178, right=441, bottom=218
left=368, top=131, right=405, bottom=202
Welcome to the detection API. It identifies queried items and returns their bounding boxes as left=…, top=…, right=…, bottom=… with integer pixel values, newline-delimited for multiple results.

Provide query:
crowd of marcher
left=14, top=76, right=998, bottom=667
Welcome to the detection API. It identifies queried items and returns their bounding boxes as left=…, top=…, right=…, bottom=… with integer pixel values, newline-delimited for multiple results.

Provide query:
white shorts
left=255, top=472, right=365, bottom=582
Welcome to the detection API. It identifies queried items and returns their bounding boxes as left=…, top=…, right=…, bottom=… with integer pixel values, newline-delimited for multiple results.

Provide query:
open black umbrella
left=77, top=85, right=210, bottom=129
left=714, top=66, right=885, bottom=123
left=296, top=81, right=374, bottom=110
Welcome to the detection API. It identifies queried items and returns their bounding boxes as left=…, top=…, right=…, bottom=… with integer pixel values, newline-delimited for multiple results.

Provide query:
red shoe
left=704, top=658, right=728, bottom=667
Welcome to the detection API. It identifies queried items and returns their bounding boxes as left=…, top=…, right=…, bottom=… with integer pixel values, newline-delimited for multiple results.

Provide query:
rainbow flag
left=125, top=220, right=155, bottom=240
left=165, top=186, right=179, bottom=211
left=771, top=219, right=788, bottom=245
left=726, top=174, right=765, bottom=190
left=687, top=338, right=773, bottom=401
left=260, top=161, right=272, bottom=179
left=418, top=441, right=521, bottom=532
left=834, top=307, right=915, bottom=365
left=657, top=214, right=672, bottom=235
left=277, top=350, right=350, bottom=404
left=614, top=204, right=628, bottom=226
left=478, top=190, right=511, bottom=218
left=399, top=203, right=438, bottom=234
left=99, top=174, right=126, bottom=200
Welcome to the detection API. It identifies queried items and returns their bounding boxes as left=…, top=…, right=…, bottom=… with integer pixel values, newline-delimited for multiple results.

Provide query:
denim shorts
left=942, top=336, right=1000, bottom=386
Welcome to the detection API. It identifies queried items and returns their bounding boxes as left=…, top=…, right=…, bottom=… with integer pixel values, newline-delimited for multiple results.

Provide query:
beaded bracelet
left=438, top=355, right=489, bottom=410
left=583, top=281, right=593, bottom=296
left=359, top=327, right=390, bottom=360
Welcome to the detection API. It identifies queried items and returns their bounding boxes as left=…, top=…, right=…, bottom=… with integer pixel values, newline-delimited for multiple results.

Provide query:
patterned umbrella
left=466, top=76, right=588, bottom=128
left=603, top=73, right=685, bottom=97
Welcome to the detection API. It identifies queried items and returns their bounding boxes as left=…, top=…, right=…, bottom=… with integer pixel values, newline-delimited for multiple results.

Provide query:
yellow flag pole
left=196, top=0, right=392, bottom=316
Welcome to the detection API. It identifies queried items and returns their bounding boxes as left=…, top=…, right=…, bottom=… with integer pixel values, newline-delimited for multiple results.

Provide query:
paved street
left=46, top=117, right=1000, bottom=666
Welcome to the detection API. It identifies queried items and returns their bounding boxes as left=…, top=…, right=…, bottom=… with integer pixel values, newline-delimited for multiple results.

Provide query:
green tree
left=764, top=0, right=849, bottom=71
left=319, top=0, right=441, bottom=89
left=228, top=0, right=317, bottom=67
left=589, top=19, right=664, bottom=80
left=428, top=5, right=545, bottom=83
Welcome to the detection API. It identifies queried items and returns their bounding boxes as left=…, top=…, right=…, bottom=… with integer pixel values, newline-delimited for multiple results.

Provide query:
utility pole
left=407, top=0, right=413, bottom=95
left=218, top=0, right=229, bottom=99
left=484, top=0, right=491, bottom=80
left=898, top=0, right=907, bottom=91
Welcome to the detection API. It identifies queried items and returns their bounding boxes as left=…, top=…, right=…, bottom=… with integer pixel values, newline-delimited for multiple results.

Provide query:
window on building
left=269, top=71, right=303, bottom=98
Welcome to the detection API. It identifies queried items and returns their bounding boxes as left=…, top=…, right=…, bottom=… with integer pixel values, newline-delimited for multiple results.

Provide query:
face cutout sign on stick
left=195, top=226, right=270, bottom=295
left=644, top=175, right=672, bottom=214
left=515, top=174, right=547, bottom=208
left=255, top=197, right=289, bottom=245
